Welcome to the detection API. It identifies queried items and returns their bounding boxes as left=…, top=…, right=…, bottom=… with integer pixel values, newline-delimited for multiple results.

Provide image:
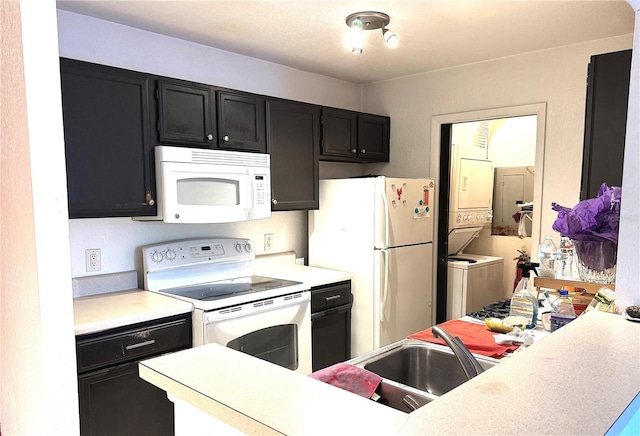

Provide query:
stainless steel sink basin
left=348, top=339, right=499, bottom=413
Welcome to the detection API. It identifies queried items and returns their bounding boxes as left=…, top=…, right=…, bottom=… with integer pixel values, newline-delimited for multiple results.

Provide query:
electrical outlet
left=264, top=233, right=273, bottom=251
left=85, top=249, right=101, bottom=272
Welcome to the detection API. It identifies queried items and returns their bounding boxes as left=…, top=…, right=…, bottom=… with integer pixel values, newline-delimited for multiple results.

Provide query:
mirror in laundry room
left=451, top=115, right=537, bottom=239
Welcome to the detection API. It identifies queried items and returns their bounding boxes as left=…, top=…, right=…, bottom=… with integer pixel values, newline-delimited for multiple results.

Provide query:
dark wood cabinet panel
left=320, top=108, right=358, bottom=160
left=267, top=100, right=320, bottom=210
left=157, top=80, right=216, bottom=147
left=217, top=90, right=266, bottom=153
left=358, top=113, right=390, bottom=162
left=581, top=49, right=631, bottom=200
left=76, top=313, right=191, bottom=436
left=78, top=361, right=174, bottom=436
left=60, top=58, right=156, bottom=218
left=320, top=108, right=390, bottom=163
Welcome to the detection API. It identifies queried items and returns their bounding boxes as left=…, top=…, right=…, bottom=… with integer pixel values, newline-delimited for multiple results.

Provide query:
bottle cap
left=559, top=290, right=569, bottom=296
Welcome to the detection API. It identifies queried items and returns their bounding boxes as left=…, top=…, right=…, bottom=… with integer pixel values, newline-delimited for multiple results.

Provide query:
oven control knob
left=234, top=243, right=243, bottom=253
left=244, top=243, right=252, bottom=253
left=165, top=249, right=176, bottom=261
left=150, top=250, right=163, bottom=263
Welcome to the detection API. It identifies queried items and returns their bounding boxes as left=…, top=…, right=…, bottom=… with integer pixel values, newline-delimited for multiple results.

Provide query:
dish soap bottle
left=550, top=290, right=577, bottom=332
left=508, top=262, right=539, bottom=329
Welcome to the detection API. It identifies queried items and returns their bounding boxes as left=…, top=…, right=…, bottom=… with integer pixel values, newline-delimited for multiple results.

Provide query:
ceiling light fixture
left=345, top=11, right=398, bottom=54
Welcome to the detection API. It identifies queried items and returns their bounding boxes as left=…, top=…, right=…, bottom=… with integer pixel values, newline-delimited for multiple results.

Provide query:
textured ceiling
left=56, top=1, right=635, bottom=84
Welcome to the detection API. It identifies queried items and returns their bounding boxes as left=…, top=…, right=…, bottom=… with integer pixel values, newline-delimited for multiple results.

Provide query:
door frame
left=429, top=103, right=547, bottom=323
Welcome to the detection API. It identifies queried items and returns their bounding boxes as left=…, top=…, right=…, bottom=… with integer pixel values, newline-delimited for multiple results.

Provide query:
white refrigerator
left=309, top=177, right=435, bottom=358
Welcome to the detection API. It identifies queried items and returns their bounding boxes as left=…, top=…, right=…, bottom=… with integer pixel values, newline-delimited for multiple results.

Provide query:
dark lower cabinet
left=76, top=313, right=191, bottom=436
left=581, top=49, right=632, bottom=200
left=78, top=361, right=174, bottom=436
left=311, top=281, right=352, bottom=372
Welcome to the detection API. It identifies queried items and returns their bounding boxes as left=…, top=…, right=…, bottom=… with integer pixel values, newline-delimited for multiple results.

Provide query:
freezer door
left=376, top=243, right=434, bottom=349
left=375, top=178, right=434, bottom=248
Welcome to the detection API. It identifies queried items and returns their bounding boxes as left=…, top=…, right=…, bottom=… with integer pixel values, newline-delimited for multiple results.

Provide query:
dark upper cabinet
left=157, top=79, right=216, bottom=147
left=320, top=108, right=390, bottom=163
left=267, top=100, right=320, bottom=210
left=581, top=49, right=632, bottom=200
left=358, top=113, right=390, bottom=162
left=320, top=108, right=358, bottom=160
left=60, top=58, right=156, bottom=218
left=216, top=90, right=267, bottom=153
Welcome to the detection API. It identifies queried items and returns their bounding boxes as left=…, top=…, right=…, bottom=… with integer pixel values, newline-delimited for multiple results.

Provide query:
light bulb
left=382, top=28, right=398, bottom=47
left=350, top=17, right=364, bottom=54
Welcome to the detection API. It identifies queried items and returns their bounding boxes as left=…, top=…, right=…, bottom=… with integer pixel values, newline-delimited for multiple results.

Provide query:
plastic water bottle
left=555, top=237, right=574, bottom=280
left=538, top=236, right=557, bottom=278
left=550, top=290, right=577, bottom=331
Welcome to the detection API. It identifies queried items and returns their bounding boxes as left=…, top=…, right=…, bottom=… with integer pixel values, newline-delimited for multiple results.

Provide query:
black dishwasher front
left=311, top=280, right=352, bottom=372
left=76, top=313, right=192, bottom=436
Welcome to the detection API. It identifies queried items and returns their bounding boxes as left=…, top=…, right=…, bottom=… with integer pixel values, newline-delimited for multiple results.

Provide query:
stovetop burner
left=466, top=299, right=511, bottom=320
left=161, top=276, right=301, bottom=302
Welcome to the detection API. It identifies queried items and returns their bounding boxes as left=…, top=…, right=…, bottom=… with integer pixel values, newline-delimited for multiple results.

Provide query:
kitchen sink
left=348, top=339, right=499, bottom=413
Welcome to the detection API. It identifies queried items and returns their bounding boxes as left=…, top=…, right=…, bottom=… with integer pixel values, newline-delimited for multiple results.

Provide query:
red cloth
left=309, top=362, right=382, bottom=398
left=408, top=319, right=519, bottom=358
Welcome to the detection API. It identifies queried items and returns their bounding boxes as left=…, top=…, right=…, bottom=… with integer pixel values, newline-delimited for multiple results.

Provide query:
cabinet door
left=320, top=108, right=358, bottom=161
left=157, top=79, right=216, bottom=147
left=78, top=361, right=174, bottom=436
left=216, top=90, right=266, bottom=153
left=60, top=58, right=156, bottom=218
left=580, top=49, right=631, bottom=200
left=358, top=113, right=390, bottom=162
left=267, top=100, right=320, bottom=210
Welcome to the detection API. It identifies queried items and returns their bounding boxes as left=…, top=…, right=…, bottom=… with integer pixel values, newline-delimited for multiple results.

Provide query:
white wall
left=361, top=35, right=633, bottom=299
left=57, top=10, right=364, bottom=279
left=1, top=1, right=79, bottom=434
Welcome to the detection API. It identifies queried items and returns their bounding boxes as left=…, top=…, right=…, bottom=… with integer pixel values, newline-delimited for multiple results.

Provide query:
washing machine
left=446, top=227, right=504, bottom=320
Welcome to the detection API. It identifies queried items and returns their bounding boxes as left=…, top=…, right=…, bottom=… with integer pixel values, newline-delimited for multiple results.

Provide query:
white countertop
left=73, top=289, right=193, bottom=335
left=252, top=251, right=353, bottom=287
left=140, top=310, right=640, bottom=435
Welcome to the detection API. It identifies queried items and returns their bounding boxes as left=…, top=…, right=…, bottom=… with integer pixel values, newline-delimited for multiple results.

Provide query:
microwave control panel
left=254, top=175, right=267, bottom=205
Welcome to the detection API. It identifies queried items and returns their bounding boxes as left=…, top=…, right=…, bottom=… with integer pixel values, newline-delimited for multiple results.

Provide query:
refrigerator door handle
left=380, top=248, right=389, bottom=322
left=381, top=184, right=390, bottom=248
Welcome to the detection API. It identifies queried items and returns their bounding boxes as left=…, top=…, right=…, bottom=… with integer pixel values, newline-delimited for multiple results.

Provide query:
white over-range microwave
left=134, top=146, right=271, bottom=223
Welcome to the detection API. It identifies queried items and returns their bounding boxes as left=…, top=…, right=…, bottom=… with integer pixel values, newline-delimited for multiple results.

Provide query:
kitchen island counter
left=140, top=310, right=639, bottom=435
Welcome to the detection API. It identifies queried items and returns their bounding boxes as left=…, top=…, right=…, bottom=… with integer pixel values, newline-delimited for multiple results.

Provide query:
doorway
left=430, top=103, right=547, bottom=323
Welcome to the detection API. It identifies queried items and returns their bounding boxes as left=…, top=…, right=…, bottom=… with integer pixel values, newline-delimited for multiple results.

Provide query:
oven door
left=201, top=292, right=312, bottom=374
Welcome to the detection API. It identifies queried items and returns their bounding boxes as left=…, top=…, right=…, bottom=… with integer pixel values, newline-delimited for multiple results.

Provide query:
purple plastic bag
left=551, top=183, right=620, bottom=270
left=551, top=183, right=621, bottom=244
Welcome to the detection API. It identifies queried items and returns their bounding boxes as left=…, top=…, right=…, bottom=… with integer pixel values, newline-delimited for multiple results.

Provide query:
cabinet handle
left=125, top=339, right=156, bottom=351
left=360, top=149, right=366, bottom=154
left=145, top=192, right=155, bottom=206
left=351, top=149, right=357, bottom=154
left=222, top=135, right=230, bottom=142
left=207, top=133, right=214, bottom=141
left=272, top=198, right=278, bottom=205
left=325, top=295, right=341, bottom=302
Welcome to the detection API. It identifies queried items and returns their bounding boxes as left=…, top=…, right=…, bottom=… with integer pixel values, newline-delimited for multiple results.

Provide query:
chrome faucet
left=431, top=325, right=485, bottom=381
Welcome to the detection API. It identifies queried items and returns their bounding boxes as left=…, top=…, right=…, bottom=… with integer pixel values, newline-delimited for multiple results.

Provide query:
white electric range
left=142, top=238, right=312, bottom=374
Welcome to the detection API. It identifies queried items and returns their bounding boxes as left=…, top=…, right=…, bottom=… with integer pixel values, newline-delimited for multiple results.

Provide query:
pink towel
left=309, top=362, right=382, bottom=398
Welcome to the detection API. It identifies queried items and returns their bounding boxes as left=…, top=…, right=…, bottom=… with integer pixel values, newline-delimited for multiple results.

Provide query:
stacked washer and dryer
left=446, top=144, right=504, bottom=320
